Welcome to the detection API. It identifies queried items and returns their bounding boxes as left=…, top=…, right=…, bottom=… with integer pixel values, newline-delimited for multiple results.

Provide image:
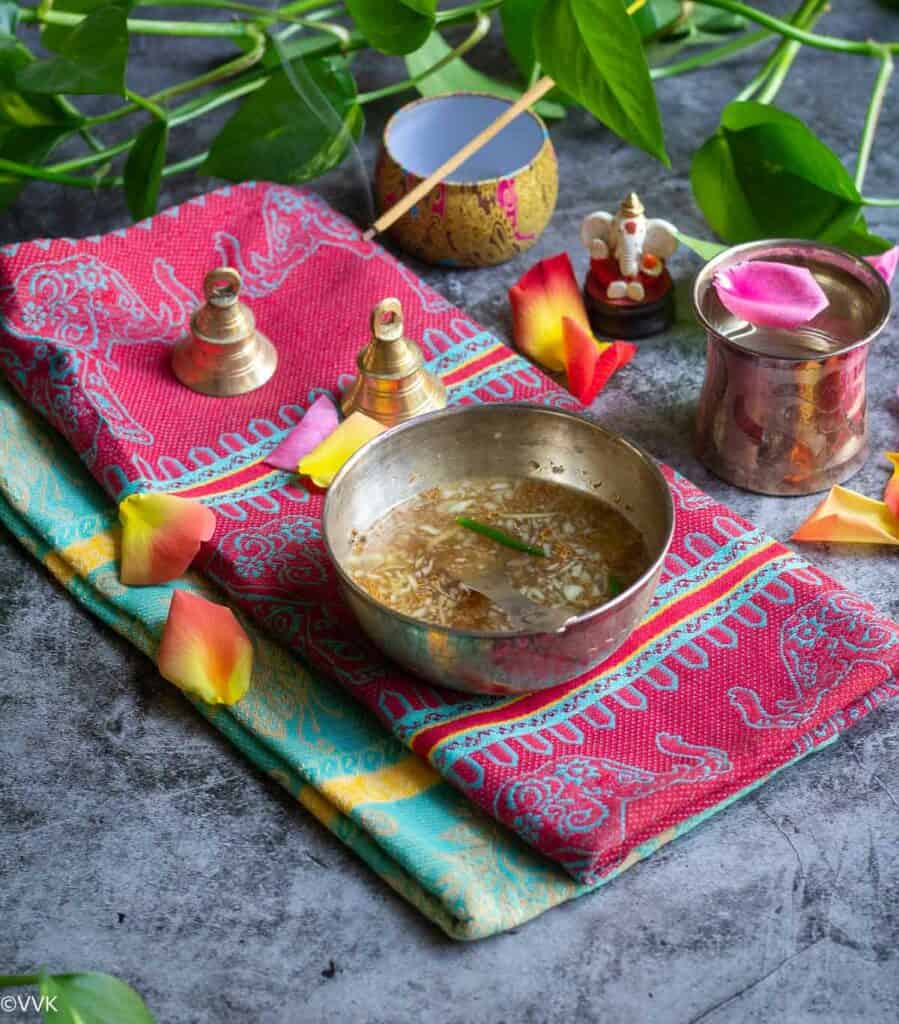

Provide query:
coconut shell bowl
left=374, top=92, right=558, bottom=268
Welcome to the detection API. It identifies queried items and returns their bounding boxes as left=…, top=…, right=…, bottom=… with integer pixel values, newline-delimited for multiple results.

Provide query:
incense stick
left=362, top=75, right=557, bottom=242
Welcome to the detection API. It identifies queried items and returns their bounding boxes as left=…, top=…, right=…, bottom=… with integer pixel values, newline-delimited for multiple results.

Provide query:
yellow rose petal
left=791, top=485, right=899, bottom=546
left=298, top=411, right=386, bottom=488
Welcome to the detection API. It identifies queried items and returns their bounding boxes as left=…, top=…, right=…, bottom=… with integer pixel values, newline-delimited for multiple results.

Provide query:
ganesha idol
left=580, top=193, right=678, bottom=340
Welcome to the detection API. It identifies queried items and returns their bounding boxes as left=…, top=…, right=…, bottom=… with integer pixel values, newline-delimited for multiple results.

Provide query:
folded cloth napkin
left=2, top=183, right=898, bottom=886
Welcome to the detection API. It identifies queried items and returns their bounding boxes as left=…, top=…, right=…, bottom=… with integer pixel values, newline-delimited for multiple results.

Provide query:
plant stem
left=733, top=0, right=825, bottom=102
left=84, top=24, right=266, bottom=128
left=862, top=196, right=899, bottom=207
left=18, top=8, right=265, bottom=36
left=279, top=0, right=335, bottom=13
left=855, top=47, right=894, bottom=192
left=691, top=0, right=899, bottom=54
left=435, top=0, right=502, bottom=27
left=49, top=0, right=489, bottom=176
left=651, top=28, right=768, bottom=80
left=0, top=157, right=109, bottom=188
left=357, top=11, right=491, bottom=104
left=125, top=88, right=168, bottom=121
left=755, top=0, right=827, bottom=103
left=136, top=0, right=330, bottom=23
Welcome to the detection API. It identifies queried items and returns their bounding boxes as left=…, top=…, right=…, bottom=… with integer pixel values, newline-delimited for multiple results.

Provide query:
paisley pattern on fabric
left=1, top=183, right=897, bottom=886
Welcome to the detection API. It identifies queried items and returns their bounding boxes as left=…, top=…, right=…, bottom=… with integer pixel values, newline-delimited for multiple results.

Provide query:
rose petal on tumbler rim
left=713, top=260, right=829, bottom=329
left=866, top=244, right=899, bottom=285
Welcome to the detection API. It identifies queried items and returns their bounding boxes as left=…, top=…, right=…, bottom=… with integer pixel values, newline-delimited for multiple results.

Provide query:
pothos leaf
left=124, top=118, right=167, bottom=221
left=0, top=124, right=72, bottom=210
left=202, top=56, right=362, bottom=185
left=15, top=2, right=129, bottom=95
left=0, top=0, right=18, bottom=37
left=632, top=0, right=682, bottom=39
left=499, top=0, right=542, bottom=79
left=0, top=34, right=78, bottom=211
left=675, top=231, right=726, bottom=261
left=535, top=0, right=668, bottom=165
left=829, top=214, right=894, bottom=257
left=40, top=0, right=126, bottom=53
left=691, top=100, right=862, bottom=244
left=345, top=0, right=435, bottom=55
left=0, top=37, right=80, bottom=126
left=38, top=970, right=156, bottom=1024
left=404, top=30, right=566, bottom=120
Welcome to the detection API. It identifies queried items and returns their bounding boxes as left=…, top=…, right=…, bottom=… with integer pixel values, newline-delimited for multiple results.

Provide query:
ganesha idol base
left=584, top=266, right=675, bottom=341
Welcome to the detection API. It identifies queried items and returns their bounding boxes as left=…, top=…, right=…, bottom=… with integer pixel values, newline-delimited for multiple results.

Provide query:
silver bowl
left=323, top=404, right=674, bottom=695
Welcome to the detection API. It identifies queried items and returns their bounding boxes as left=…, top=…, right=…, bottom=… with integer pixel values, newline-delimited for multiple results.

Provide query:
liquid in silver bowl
left=694, top=240, right=891, bottom=495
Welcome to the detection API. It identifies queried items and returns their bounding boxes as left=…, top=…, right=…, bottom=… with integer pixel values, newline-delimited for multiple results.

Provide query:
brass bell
left=341, top=297, right=447, bottom=427
left=172, top=267, right=277, bottom=397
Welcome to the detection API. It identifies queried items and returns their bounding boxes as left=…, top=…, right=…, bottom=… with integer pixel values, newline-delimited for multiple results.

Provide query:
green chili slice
left=455, top=516, right=547, bottom=557
left=608, top=573, right=624, bottom=597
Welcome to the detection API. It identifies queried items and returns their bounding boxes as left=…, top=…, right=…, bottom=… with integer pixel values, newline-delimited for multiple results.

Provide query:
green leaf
left=675, top=230, right=726, bottom=260
left=39, top=971, right=155, bottom=1024
left=124, top=117, right=167, bottom=221
left=345, top=0, right=435, bottom=55
left=0, top=124, right=72, bottom=210
left=499, top=0, right=542, bottom=79
left=535, top=0, right=668, bottom=164
left=202, top=56, right=362, bottom=185
left=16, top=2, right=129, bottom=95
left=0, top=37, right=80, bottom=126
left=632, top=0, right=682, bottom=39
left=691, top=6, right=745, bottom=32
left=829, top=214, right=894, bottom=257
left=40, top=0, right=118, bottom=53
left=0, top=0, right=18, bottom=38
left=691, top=100, right=863, bottom=244
left=405, top=30, right=565, bottom=120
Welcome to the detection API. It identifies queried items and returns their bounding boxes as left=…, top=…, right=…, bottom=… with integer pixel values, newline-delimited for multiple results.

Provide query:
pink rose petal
left=866, top=244, right=899, bottom=285
left=713, top=260, right=829, bottom=329
left=264, top=395, right=339, bottom=471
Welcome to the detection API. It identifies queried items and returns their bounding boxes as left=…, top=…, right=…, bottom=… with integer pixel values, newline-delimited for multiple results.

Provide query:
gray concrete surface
left=2, top=3, right=898, bottom=1022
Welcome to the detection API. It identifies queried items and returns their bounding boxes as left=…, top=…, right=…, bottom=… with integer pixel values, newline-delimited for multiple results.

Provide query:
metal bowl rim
left=380, top=90, right=553, bottom=189
left=692, top=238, right=893, bottom=362
left=322, top=402, right=675, bottom=640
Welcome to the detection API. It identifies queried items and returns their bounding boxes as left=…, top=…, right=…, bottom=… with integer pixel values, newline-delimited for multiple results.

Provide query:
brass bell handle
left=204, top=267, right=242, bottom=308
left=371, top=297, right=404, bottom=343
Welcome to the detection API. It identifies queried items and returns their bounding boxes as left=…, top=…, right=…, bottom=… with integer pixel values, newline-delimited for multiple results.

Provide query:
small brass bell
left=341, top=297, right=447, bottom=427
left=172, top=267, right=277, bottom=397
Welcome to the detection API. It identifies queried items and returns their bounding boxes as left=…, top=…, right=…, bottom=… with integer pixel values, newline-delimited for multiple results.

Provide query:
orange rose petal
left=158, top=590, right=252, bottom=704
left=562, top=316, right=635, bottom=405
left=298, top=411, right=385, bottom=488
left=791, top=485, right=899, bottom=545
left=510, top=253, right=590, bottom=373
left=591, top=339, right=637, bottom=397
left=883, top=452, right=899, bottom=519
left=119, top=492, right=216, bottom=586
